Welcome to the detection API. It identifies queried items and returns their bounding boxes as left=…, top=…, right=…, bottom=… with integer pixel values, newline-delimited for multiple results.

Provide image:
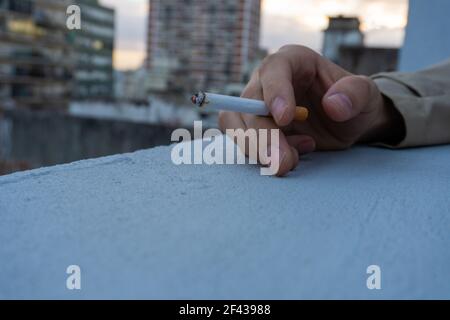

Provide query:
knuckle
left=278, top=44, right=304, bottom=53
left=355, top=75, right=375, bottom=93
left=262, top=78, right=279, bottom=94
left=241, top=82, right=260, bottom=100
left=354, top=75, right=382, bottom=112
left=278, top=44, right=298, bottom=52
left=278, top=44, right=315, bottom=59
left=260, top=79, right=284, bottom=107
left=277, top=45, right=317, bottom=81
left=299, top=63, right=316, bottom=82
left=249, top=68, right=260, bottom=83
left=258, top=53, right=278, bottom=74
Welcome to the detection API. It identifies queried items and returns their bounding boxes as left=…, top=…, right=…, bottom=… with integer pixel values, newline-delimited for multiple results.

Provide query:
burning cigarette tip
left=191, top=91, right=207, bottom=107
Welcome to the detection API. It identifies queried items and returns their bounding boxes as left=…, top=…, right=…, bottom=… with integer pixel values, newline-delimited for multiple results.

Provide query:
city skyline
left=101, top=0, right=408, bottom=70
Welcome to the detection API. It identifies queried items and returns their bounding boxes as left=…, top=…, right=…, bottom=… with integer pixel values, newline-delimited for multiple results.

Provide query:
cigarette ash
left=191, top=91, right=207, bottom=107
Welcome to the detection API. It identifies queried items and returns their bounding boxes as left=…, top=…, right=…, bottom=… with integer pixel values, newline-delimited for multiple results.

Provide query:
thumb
left=322, top=75, right=377, bottom=123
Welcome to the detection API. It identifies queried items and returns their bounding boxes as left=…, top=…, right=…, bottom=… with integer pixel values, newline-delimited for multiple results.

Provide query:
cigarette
left=191, top=91, right=309, bottom=122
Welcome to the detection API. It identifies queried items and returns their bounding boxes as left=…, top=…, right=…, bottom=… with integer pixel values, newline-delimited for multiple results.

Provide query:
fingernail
left=327, top=93, right=352, bottom=120
left=271, top=97, right=287, bottom=123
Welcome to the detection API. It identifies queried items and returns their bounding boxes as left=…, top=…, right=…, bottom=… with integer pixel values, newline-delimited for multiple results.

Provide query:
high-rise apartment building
left=0, top=0, right=115, bottom=110
left=72, top=0, right=115, bottom=100
left=0, top=0, right=73, bottom=110
left=146, top=0, right=261, bottom=93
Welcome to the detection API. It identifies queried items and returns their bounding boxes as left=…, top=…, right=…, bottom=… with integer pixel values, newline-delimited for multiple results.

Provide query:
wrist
left=360, top=94, right=405, bottom=145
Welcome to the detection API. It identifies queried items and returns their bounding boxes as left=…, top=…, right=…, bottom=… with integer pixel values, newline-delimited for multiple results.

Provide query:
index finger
left=240, top=77, right=299, bottom=176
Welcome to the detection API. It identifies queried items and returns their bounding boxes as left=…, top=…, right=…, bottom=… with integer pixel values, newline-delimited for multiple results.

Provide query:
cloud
left=101, top=0, right=147, bottom=50
left=112, top=50, right=146, bottom=71
left=365, top=27, right=405, bottom=47
left=261, top=14, right=324, bottom=53
left=263, top=0, right=408, bottom=28
left=261, top=0, right=408, bottom=52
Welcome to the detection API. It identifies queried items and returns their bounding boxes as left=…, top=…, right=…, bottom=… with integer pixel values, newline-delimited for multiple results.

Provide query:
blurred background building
left=0, top=0, right=73, bottom=110
left=0, top=0, right=114, bottom=111
left=146, top=0, right=262, bottom=94
left=71, top=0, right=114, bottom=101
left=322, top=15, right=399, bottom=75
left=338, top=46, right=398, bottom=75
left=322, top=16, right=364, bottom=64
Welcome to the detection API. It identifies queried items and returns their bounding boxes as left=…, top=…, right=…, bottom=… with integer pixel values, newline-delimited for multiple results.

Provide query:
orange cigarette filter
left=294, top=106, right=309, bottom=122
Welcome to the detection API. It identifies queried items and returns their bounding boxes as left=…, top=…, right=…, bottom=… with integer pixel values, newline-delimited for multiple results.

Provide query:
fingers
left=241, top=113, right=299, bottom=176
left=322, top=75, right=379, bottom=122
left=257, top=45, right=319, bottom=127
left=241, top=74, right=302, bottom=175
left=286, top=135, right=316, bottom=155
left=258, top=56, right=297, bottom=126
left=218, top=111, right=250, bottom=156
left=290, top=146, right=299, bottom=169
left=218, top=111, right=299, bottom=176
left=218, top=110, right=246, bottom=132
left=217, top=46, right=323, bottom=176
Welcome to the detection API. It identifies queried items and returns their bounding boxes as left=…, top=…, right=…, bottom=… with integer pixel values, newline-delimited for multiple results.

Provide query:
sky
left=100, top=0, right=409, bottom=70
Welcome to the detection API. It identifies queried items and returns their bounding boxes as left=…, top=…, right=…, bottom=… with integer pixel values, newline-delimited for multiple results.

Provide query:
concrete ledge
left=1, top=142, right=449, bottom=299
left=0, top=108, right=180, bottom=170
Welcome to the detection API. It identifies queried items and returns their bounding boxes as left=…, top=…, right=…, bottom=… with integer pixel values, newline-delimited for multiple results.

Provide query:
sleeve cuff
left=372, top=76, right=428, bottom=148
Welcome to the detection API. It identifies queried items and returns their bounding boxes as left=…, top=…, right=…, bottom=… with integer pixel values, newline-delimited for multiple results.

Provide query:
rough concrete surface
left=0, top=139, right=449, bottom=299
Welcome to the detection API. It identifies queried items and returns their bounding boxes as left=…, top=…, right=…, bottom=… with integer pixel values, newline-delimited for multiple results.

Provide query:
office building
left=0, top=0, right=73, bottom=110
left=72, top=0, right=115, bottom=100
left=146, top=0, right=261, bottom=93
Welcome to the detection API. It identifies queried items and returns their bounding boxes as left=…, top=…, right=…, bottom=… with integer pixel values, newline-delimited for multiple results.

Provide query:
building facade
left=0, top=0, right=73, bottom=110
left=72, top=0, right=115, bottom=101
left=338, top=46, right=399, bottom=75
left=0, top=0, right=115, bottom=110
left=146, top=0, right=261, bottom=93
left=322, top=16, right=364, bottom=63
left=323, top=16, right=399, bottom=75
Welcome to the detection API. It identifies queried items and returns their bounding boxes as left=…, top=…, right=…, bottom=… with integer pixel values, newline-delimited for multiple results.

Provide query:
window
left=0, top=0, right=8, bottom=10
left=208, top=4, right=217, bottom=16
left=0, top=15, right=6, bottom=31
left=9, top=0, right=33, bottom=14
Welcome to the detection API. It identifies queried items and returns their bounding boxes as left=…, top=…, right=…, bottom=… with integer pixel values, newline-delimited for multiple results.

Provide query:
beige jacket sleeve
left=371, top=59, right=450, bottom=148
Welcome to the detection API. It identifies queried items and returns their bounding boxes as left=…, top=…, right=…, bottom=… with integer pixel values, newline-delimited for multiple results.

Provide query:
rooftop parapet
left=1, top=141, right=450, bottom=299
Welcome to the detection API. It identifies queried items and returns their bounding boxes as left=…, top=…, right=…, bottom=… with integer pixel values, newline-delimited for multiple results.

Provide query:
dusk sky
left=100, top=0, right=409, bottom=70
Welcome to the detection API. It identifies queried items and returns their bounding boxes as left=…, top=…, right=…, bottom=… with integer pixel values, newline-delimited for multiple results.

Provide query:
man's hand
left=219, top=45, right=403, bottom=176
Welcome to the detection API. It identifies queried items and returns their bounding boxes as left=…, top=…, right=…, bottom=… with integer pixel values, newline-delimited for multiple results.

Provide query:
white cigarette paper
left=191, top=92, right=270, bottom=116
